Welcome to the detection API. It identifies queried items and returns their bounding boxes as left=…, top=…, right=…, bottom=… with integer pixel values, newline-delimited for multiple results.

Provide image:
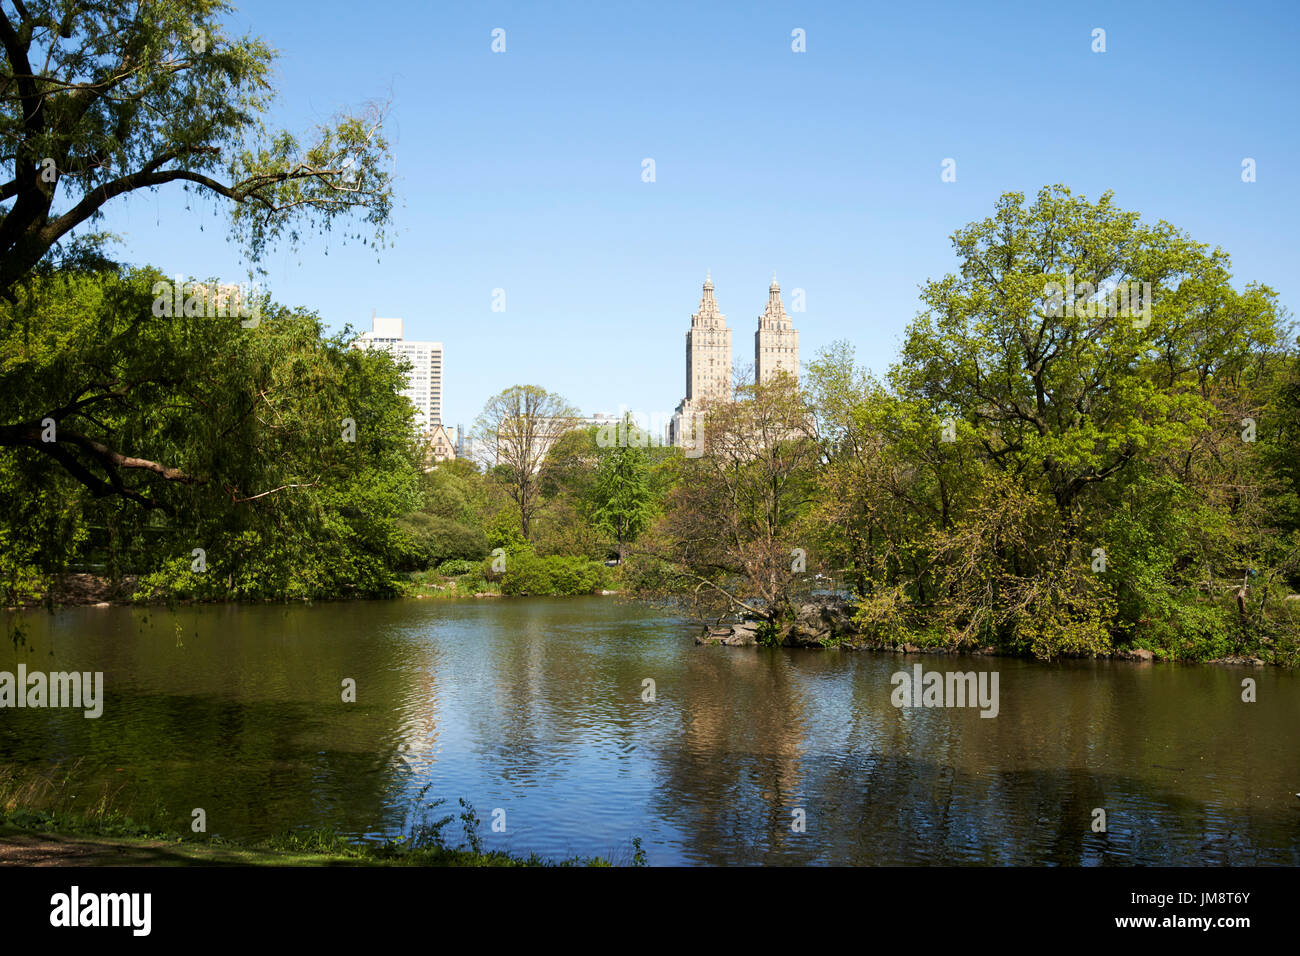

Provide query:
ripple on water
left=0, top=599, right=1297, bottom=864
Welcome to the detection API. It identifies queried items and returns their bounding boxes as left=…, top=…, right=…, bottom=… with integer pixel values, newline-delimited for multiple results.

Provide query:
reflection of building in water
left=659, top=655, right=809, bottom=862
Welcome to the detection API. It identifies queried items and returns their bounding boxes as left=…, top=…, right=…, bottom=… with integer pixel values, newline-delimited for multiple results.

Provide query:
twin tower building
left=668, top=272, right=799, bottom=446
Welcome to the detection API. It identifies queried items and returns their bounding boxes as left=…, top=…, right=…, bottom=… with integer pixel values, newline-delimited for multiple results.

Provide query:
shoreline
left=3, top=580, right=1289, bottom=667
left=0, top=811, right=618, bottom=867
left=2, top=571, right=624, bottom=610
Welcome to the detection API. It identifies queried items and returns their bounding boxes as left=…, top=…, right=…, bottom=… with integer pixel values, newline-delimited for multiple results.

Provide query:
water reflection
left=1, top=599, right=1296, bottom=865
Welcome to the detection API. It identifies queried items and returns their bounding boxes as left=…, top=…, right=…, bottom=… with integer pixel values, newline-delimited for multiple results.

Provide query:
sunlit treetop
left=0, top=0, right=394, bottom=299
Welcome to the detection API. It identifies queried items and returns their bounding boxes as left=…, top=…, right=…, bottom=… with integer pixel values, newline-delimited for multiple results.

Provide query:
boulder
left=696, top=622, right=759, bottom=647
left=796, top=601, right=856, bottom=634
left=783, top=624, right=826, bottom=647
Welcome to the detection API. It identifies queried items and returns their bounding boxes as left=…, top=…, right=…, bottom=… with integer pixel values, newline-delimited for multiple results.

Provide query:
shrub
left=394, top=513, right=488, bottom=570
left=499, top=549, right=555, bottom=595
left=499, top=551, right=610, bottom=596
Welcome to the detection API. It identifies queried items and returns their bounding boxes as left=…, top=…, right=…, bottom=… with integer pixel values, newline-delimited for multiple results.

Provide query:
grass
left=0, top=812, right=605, bottom=866
left=0, top=766, right=628, bottom=867
left=398, top=570, right=500, bottom=600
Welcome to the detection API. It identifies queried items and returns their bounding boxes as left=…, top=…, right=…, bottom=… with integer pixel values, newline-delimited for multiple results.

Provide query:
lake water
left=1, top=596, right=1297, bottom=865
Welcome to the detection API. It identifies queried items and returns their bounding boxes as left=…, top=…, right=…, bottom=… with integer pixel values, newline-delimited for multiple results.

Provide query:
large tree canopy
left=0, top=264, right=421, bottom=601
left=895, top=185, right=1281, bottom=520
left=800, top=186, right=1297, bottom=659
left=0, top=0, right=393, bottom=299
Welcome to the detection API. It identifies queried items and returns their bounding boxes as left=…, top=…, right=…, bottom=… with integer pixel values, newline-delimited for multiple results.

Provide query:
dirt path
left=0, top=829, right=337, bottom=866
left=0, top=831, right=190, bottom=865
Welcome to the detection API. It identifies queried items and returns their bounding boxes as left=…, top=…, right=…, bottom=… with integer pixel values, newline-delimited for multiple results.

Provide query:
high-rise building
left=755, top=275, right=799, bottom=384
left=685, top=271, right=732, bottom=404
left=670, top=272, right=732, bottom=446
left=352, top=314, right=443, bottom=430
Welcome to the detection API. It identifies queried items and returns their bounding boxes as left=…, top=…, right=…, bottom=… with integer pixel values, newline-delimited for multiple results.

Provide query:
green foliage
left=499, top=547, right=611, bottom=596
left=472, top=385, right=580, bottom=540
left=394, top=513, right=488, bottom=571
left=588, top=417, right=657, bottom=559
left=646, top=372, right=820, bottom=625
left=1, top=265, right=420, bottom=602
left=0, top=0, right=394, bottom=298
left=486, top=509, right=528, bottom=552
left=436, top=558, right=477, bottom=576
left=755, top=619, right=783, bottom=648
left=795, top=186, right=1298, bottom=661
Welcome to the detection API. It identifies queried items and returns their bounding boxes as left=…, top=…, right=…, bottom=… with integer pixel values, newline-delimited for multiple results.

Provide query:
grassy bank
left=0, top=808, right=617, bottom=866
left=0, top=769, right=632, bottom=866
left=398, top=569, right=502, bottom=600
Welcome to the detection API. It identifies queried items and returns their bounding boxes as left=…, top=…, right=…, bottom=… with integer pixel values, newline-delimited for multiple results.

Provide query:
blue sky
left=98, top=0, right=1300, bottom=431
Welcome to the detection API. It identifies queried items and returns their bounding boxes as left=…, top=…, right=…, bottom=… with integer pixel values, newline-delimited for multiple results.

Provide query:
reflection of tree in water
left=0, top=603, right=430, bottom=843
left=651, top=650, right=818, bottom=865
left=652, top=653, right=1300, bottom=865
left=481, top=609, right=553, bottom=780
left=470, top=602, right=683, bottom=779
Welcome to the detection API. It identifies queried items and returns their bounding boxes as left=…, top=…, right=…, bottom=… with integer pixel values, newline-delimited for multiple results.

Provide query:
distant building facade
left=494, top=413, right=618, bottom=473
left=670, top=272, right=732, bottom=447
left=352, top=315, right=443, bottom=430
left=755, top=275, right=799, bottom=384
left=426, top=424, right=457, bottom=466
left=670, top=273, right=800, bottom=447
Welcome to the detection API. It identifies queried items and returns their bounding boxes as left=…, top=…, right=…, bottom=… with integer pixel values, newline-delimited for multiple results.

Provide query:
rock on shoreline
left=694, top=601, right=1281, bottom=665
left=695, top=601, right=856, bottom=648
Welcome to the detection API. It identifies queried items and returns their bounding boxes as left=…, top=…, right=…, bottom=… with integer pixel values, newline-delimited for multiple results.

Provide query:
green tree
left=472, top=385, right=579, bottom=540
left=589, top=415, right=655, bottom=563
left=0, top=0, right=393, bottom=300
left=647, top=371, right=818, bottom=625
left=0, top=265, right=421, bottom=601
left=809, top=185, right=1295, bottom=659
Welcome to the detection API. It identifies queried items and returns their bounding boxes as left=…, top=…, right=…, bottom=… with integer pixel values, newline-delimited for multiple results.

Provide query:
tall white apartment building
left=352, top=315, right=443, bottom=430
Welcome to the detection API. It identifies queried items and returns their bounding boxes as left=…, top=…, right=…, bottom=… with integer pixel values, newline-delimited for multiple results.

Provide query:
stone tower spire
left=686, top=272, right=731, bottom=399
left=755, top=275, right=799, bottom=384
left=671, top=273, right=733, bottom=450
left=694, top=271, right=724, bottom=329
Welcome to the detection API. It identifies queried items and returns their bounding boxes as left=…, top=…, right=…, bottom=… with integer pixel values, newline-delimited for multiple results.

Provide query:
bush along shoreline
left=695, top=598, right=1295, bottom=667
left=3, top=548, right=619, bottom=608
